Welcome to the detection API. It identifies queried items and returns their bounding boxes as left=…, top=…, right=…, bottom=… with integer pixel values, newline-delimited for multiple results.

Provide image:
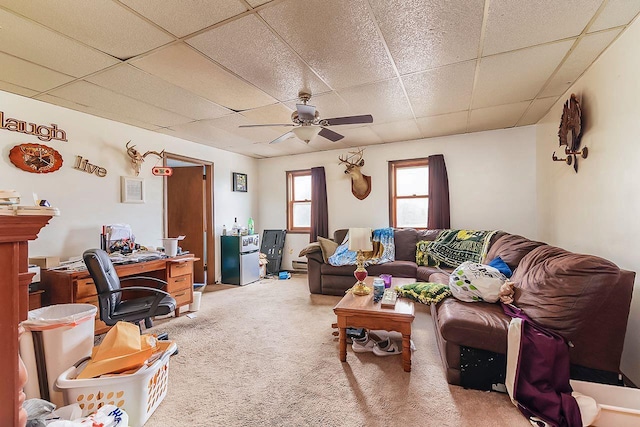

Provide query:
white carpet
left=144, top=274, right=529, bottom=427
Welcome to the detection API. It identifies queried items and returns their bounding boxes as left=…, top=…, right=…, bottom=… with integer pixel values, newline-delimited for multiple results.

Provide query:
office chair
left=83, top=249, right=176, bottom=329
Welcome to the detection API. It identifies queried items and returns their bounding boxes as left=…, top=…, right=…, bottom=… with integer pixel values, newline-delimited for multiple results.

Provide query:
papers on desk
left=49, top=250, right=165, bottom=271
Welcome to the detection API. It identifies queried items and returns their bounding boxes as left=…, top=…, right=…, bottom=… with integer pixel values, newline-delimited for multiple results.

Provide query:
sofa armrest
left=305, top=251, right=324, bottom=264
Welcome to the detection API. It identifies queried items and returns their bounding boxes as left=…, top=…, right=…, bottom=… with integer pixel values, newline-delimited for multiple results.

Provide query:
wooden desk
left=41, top=255, right=197, bottom=334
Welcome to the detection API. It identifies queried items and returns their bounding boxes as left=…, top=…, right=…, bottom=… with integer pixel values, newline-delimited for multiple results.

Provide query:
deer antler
left=338, top=148, right=365, bottom=167
left=142, top=149, right=165, bottom=160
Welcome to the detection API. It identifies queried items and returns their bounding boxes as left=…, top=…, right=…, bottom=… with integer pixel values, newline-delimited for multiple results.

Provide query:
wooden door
left=167, top=166, right=206, bottom=283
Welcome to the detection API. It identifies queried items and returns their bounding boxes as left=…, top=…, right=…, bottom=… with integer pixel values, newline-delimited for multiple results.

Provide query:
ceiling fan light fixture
left=292, top=126, right=321, bottom=143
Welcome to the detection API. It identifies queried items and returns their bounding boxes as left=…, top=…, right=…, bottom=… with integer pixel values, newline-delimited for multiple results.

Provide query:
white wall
left=536, top=18, right=640, bottom=384
left=0, top=91, right=258, bottom=282
left=258, top=125, right=537, bottom=270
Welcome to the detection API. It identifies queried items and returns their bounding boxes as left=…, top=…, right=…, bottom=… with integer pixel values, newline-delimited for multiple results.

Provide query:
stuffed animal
left=499, top=281, right=515, bottom=304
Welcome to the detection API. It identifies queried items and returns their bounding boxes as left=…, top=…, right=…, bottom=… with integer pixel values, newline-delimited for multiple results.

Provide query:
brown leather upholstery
left=484, top=233, right=545, bottom=270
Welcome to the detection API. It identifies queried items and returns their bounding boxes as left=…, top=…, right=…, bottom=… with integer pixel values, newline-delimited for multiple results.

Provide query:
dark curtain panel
left=427, top=154, right=450, bottom=229
left=310, top=166, right=328, bottom=242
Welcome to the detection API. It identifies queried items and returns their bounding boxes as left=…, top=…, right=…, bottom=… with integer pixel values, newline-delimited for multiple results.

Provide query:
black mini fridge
left=221, top=234, right=260, bottom=285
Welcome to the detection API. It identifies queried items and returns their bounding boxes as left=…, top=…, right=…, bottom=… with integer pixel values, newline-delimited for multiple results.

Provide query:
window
left=389, top=158, right=429, bottom=228
left=287, top=170, right=312, bottom=232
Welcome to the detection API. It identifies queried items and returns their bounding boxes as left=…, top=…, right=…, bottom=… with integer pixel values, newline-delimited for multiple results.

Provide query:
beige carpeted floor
left=144, top=274, right=529, bottom=427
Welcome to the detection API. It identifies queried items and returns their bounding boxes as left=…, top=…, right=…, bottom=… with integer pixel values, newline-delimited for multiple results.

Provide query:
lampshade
left=348, top=228, right=373, bottom=252
left=292, top=125, right=321, bottom=143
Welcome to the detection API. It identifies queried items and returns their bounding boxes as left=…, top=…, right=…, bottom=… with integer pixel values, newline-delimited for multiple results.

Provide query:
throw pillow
left=449, top=261, right=506, bottom=303
left=317, top=237, right=339, bottom=263
left=416, top=240, right=437, bottom=266
left=298, top=242, right=321, bottom=257
left=487, top=256, right=513, bottom=278
left=396, top=282, right=452, bottom=305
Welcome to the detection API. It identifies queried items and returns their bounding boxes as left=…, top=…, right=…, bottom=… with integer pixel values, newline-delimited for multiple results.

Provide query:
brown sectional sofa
left=304, top=228, right=635, bottom=386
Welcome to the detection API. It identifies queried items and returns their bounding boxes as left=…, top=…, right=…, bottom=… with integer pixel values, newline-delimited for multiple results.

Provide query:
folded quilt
left=329, top=227, right=395, bottom=266
left=428, top=229, right=498, bottom=267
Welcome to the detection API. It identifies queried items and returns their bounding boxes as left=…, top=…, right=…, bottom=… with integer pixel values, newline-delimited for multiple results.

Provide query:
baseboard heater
left=291, top=260, right=308, bottom=271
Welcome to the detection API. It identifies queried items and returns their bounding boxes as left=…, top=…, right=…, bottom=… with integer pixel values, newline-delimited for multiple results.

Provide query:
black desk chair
left=83, top=249, right=176, bottom=329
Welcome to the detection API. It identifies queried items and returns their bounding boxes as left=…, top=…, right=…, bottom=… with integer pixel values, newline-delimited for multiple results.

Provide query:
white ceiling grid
left=0, top=0, right=637, bottom=158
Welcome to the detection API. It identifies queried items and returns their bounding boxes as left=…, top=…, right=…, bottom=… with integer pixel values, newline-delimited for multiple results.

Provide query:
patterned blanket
left=427, top=229, right=498, bottom=267
left=329, top=228, right=395, bottom=266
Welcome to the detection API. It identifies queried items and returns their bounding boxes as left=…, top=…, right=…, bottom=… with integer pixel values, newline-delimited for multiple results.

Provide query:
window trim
left=286, top=169, right=312, bottom=233
left=388, top=158, right=429, bottom=229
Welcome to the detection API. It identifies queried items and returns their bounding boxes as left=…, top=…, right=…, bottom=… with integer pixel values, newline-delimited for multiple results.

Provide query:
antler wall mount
left=553, top=93, right=587, bottom=173
left=125, top=141, right=165, bottom=176
left=339, top=148, right=371, bottom=200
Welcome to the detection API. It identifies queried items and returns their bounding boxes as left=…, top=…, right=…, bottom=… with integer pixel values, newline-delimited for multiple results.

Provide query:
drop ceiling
left=0, top=0, right=637, bottom=158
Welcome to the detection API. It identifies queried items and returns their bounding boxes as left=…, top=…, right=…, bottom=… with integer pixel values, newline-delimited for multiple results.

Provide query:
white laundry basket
left=56, top=341, right=177, bottom=427
left=20, top=304, right=97, bottom=407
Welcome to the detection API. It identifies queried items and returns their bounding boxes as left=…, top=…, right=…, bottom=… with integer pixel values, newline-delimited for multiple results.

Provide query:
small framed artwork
left=121, top=176, right=145, bottom=203
left=233, top=172, right=247, bottom=192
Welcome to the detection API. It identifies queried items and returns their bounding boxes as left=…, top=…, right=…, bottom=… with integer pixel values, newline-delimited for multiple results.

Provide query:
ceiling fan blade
left=239, top=123, right=295, bottom=128
left=318, top=127, right=344, bottom=142
left=269, top=131, right=295, bottom=144
left=323, top=114, right=373, bottom=126
left=296, top=103, right=316, bottom=120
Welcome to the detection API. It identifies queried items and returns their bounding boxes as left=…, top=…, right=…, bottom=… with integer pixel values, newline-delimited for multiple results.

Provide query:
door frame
left=163, top=153, right=215, bottom=286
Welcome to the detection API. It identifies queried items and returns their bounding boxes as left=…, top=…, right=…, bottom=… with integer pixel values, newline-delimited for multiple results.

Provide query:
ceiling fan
left=239, top=91, right=373, bottom=144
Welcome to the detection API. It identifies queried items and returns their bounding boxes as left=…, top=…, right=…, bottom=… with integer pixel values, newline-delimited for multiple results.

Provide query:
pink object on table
left=380, top=274, right=392, bottom=288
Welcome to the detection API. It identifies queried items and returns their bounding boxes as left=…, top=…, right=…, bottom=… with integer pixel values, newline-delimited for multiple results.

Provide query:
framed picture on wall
left=121, top=176, right=145, bottom=203
left=233, top=172, right=247, bottom=192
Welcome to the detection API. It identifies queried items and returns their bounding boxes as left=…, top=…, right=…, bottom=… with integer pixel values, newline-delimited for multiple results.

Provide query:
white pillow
left=449, top=261, right=506, bottom=303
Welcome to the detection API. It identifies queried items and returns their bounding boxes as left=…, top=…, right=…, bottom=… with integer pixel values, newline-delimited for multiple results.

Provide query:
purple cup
left=380, top=274, right=392, bottom=288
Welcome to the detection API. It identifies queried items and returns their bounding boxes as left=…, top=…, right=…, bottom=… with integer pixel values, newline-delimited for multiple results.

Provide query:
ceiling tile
left=246, top=0, right=272, bottom=7
left=0, top=0, right=174, bottom=59
left=0, top=52, right=74, bottom=92
left=519, top=97, right=557, bottom=126
left=35, top=93, right=160, bottom=130
left=483, top=0, right=602, bottom=55
left=157, top=125, right=223, bottom=148
left=187, top=14, right=330, bottom=101
left=416, top=111, right=468, bottom=138
left=0, top=81, right=39, bottom=97
left=166, top=121, right=251, bottom=148
left=227, top=142, right=290, bottom=158
left=268, top=137, right=317, bottom=155
left=540, top=29, right=620, bottom=97
left=0, top=9, right=120, bottom=77
left=204, top=113, right=283, bottom=143
left=47, top=81, right=193, bottom=127
left=370, top=119, right=422, bottom=143
left=589, top=0, right=640, bottom=32
left=131, top=43, right=276, bottom=110
left=338, top=79, right=413, bottom=124
left=86, top=64, right=231, bottom=120
left=120, top=0, right=247, bottom=37
left=259, top=0, right=396, bottom=88
left=369, top=0, right=484, bottom=74
left=240, top=103, right=293, bottom=125
left=403, top=61, right=475, bottom=117
left=468, top=101, right=530, bottom=133
left=337, top=126, right=384, bottom=147
left=472, top=40, right=573, bottom=109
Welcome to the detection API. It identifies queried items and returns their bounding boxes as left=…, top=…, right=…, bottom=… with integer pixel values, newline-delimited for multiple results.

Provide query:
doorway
left=163, top=153, right=215, bottom=286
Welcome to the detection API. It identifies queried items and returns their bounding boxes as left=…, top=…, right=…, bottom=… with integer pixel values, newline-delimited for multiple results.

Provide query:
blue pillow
left=488, top=256, right=512, bottom=278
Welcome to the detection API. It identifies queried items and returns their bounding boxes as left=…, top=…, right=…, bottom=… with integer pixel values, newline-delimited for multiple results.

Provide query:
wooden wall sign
left=0, top=111, right=67, bottom=142
left=74, top=155, right=107, bottom=177
left=152, top=166, right=173, bottom=176
left=9, top=143, right=63, bottom=173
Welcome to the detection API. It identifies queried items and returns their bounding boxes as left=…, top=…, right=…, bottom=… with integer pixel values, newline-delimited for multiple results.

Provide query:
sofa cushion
left=319, top=260, right=417, bottom=278
left=435, top=298, right=510, bottom=354
left=416, top=266, right=444, bottom=281
left=512, top=245, right=620, bottom=340
left=394, top=228, right=421, bottom=261
left=428, top=271, right=451, bottom=285
left=317, top=237, right=339, bottom=263
left=484, top=233, right=545, bottom=271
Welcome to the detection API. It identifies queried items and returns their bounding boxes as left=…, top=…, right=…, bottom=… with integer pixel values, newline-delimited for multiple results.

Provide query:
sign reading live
left=0, top=110, right=68, bottom=142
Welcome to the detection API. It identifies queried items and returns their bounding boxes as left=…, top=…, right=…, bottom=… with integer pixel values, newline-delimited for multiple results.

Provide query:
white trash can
left=190, top=291, right=202, bottom=312
left=20, top=304, right=97, bottom=407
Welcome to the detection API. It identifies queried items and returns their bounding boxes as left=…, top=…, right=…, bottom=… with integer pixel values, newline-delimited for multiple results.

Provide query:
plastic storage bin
left=571, top=380, right=640, bottom=426
left=20, top=303, right=97, bottom=407
left=56, top=340, right=177, bottom=427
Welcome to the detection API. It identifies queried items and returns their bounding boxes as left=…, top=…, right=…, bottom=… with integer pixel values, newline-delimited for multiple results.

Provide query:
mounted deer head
left=126, top=140, right=165, bottom=176
left=338, top=148, right=371, bottom=200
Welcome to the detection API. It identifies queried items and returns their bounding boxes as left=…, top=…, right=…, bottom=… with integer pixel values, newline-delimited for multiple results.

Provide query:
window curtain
left=427, top=154, right=450, bottom=229
left=310, top=166, right=328, bottom=242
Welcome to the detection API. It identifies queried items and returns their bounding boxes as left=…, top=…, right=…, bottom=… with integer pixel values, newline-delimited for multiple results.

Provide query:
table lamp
left=348, top=228, right=373, bottom=296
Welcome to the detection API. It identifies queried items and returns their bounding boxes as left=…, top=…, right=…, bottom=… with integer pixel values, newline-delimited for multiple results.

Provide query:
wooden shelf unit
left=41, top=255, right=196, bottom=334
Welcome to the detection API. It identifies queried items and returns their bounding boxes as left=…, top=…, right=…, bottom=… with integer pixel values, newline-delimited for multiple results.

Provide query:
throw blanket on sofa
left=428, top=229, right=498, bottom=267
left=329, top=227, right=395, bottom=266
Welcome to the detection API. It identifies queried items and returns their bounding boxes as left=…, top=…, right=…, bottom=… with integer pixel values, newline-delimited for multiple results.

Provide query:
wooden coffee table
left=333, top=277, right=416, bottom=372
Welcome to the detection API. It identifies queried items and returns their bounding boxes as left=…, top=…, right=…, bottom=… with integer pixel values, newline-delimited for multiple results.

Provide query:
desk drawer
left=167, top=274, right=192, bottom=293
left=169, top=260, right=193, bottom=278
left=76, top=278, right=97, bottom=299
left=172, top=288, right=192, bottom=306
